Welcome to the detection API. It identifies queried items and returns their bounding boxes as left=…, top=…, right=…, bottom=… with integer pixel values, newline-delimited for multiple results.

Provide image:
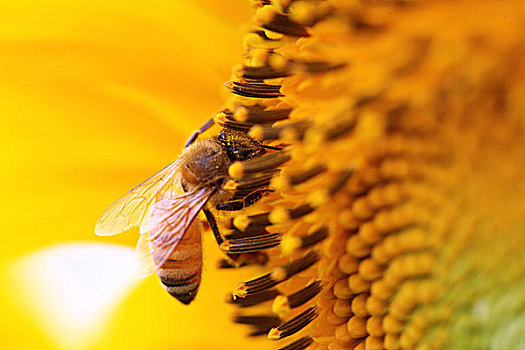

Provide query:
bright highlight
left=8, top=243, right=138, bottom=350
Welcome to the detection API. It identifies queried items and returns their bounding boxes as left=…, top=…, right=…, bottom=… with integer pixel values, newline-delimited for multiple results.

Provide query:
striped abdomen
left=155, top=224, right=203, bottom=304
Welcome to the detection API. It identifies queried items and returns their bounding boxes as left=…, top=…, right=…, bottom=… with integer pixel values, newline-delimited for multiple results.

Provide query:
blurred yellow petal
left=0, top=0, right=271, bottom=349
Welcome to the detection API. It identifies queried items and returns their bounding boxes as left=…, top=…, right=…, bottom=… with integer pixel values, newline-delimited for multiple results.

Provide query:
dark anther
left=252, top=29, right=281, bottom=41
left=239, top=212, right=271, bottom=230
left=225, top=226, right=270, bottom=240
left=288, top=164, right=327, bottom=186
left=325, top=118, right=357, bottom=141
left=242, top=65, right=292, bottom=80
left=328, top=169, right=354, bottom=195
left=253, top=1, right=273, bottom=9
left=233, top=314, right=281, bottom=337
left=287, top=281, right=322, bottom=309
left=263, top=13, right=310, bottom=37
left=230, top=171, right=277, bottom=192
left=235, top=105, right=291, bottom=124
left=234, top=250, right=319, bottom=297
left=214, top=112, right=254, bottom=132
left=221, top=232, right=282, bottom=254
left=289, top=204, right=314, bottom=219
left=278, top=336, right=314, bottom=350
left=228, top=289, right=280, bottom=308
left=234, top=151, right=291, bottom=176
left=268, top=306, right=318, bottom=340
left=299, top=227, right=329, bottom=251
left=225, top=81, right=283, bottom=99
left=299, top=61, right=346, bottom=74
left=250, top=120, right=312, bottom=141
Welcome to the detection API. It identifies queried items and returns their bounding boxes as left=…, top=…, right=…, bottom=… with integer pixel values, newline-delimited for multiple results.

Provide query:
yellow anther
left=289, top=1, right=318, bottom=24
left=219, top=242, right=231, bottom=252
left=270, top=267, right=287, bottom=282
left=264, top=29, right=283, bottom=40
left=280, top=235, right=302, bottom=256
left=307, top=189, right=329, bottom=208
left=233, top=106, right=249, bottom=122
left=279, top=127, right=299, bottom=143
left=272, top=295, right=290, bottom=316
left=250, top=48, right=269, bottom=67
left=248, top=125, right=264, bottom=140
left=232, top=284, right=248, bottom=299
left=224, top=180, right=238, bottom=192
left=233, top=215, right=250, bottom=231
left=304, top=128, right=325, bottom=152
left=213, top=111, right=227, bottom=124
left=254, top=5, right=276, bottom=25
left=267, top=328, right=281, bottom=340
left=270, top=174, right=289, bottom=192
left=228, top=162, right=244, bottom=180
left=269, top=207, right=290, bottom=224
left=269, top=53, right=288, bottom=70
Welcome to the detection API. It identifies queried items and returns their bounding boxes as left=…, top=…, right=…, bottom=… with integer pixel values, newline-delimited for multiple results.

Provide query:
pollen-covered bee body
left=95, top=126, right=270, bottom=304
left=217, top=128, right=266, bottom=162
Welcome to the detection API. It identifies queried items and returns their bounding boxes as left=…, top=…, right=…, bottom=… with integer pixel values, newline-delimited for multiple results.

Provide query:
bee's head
left=181, top=139, right=231, bottom=191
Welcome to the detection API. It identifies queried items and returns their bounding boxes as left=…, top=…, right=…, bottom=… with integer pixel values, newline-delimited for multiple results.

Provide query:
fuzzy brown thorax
left=180, top=140, right=231, bottom=192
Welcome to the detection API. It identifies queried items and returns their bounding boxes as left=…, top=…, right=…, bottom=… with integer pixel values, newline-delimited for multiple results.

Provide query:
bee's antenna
left=185, top=117, right=215, bottom=148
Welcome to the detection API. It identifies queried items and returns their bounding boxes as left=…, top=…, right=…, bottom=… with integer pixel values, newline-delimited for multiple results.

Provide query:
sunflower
left=218, top=1, right=525, bottom=350
left=3, top=0, right=525, bottom=350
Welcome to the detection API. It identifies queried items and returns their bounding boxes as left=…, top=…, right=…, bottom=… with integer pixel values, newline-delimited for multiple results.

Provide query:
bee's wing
left=95, top=158, right=184, bottom=236
left=135, top=233, right=156, bottom=277
left=135, top=186, right=215, bottom=276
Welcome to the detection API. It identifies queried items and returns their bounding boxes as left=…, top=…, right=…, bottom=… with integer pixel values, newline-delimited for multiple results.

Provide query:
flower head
left=221, top=1, right=525, bottom=349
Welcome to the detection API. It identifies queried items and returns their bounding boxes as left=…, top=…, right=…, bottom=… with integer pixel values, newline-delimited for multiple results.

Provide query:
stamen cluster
left=217, top=1, right=525, bottom=350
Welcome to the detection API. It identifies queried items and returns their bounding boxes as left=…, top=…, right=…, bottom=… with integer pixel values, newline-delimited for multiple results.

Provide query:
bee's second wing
left=135, top=186, right=215, bottom=275
left=135, top=233, right=156, bottom=277
left=95, top=158, right=184, bottom=236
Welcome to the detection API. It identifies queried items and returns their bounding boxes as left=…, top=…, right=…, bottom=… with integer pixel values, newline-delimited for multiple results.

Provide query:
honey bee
left=95, top=120, right=273, bottom=304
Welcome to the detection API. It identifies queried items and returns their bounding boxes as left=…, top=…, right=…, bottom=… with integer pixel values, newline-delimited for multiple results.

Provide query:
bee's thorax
left=181, top=139, right=231, bottom=191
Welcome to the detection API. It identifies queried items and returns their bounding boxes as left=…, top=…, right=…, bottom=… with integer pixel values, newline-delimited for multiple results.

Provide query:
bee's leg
left=216, top=188, right=273, bottom=211
left=184, top=117, right=215, bottom=148
left=203, top=208, right=224, bottom=246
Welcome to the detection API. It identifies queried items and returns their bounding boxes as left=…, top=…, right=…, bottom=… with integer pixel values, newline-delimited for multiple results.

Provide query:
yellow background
left=0, top=1, right=271, bottom=349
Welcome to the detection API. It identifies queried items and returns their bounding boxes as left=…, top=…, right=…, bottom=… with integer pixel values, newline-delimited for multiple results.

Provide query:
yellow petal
left=0, top=0, right=270, bottom=349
